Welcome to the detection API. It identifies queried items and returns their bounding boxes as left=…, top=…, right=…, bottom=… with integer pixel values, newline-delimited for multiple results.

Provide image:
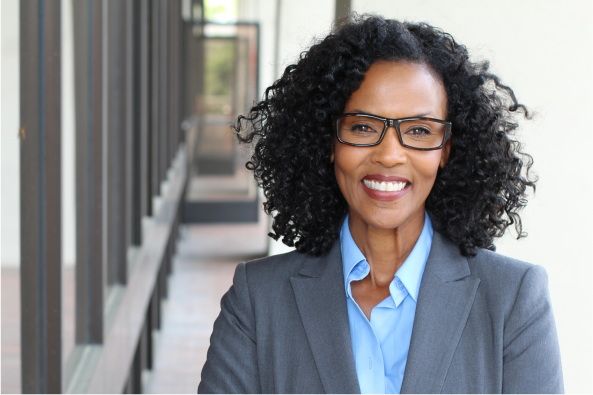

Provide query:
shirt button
left=396, top=280, right=404, bottom=290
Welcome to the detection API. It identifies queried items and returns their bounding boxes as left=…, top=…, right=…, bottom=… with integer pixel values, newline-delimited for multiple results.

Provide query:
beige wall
left=1, top=0, right=21, bottom=266
left=242, top=0, right=593, bottom=392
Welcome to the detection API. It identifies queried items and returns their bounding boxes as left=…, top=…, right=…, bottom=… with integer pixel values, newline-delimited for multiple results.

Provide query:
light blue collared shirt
left=340, top=213, right=433, bottom=394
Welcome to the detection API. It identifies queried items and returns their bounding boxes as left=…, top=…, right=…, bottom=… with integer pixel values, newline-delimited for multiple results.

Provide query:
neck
left=348, top=209, right=425, bottom=288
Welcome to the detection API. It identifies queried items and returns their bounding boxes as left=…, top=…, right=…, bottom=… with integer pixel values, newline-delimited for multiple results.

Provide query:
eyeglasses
left=333, top=113, right=452, bottom=151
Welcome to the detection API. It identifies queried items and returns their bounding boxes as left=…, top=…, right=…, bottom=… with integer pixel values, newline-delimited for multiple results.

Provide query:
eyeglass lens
left=338, top=116, right=446, bottom=149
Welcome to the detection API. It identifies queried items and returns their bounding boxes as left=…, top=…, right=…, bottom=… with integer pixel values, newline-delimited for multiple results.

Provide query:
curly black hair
left=235, top=14, right=536, bottom=257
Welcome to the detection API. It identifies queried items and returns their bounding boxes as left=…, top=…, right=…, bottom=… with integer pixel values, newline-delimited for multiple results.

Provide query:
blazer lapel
left=290, top=242, right=361, bottom=394
left=401, top=232, right=481, bottom=394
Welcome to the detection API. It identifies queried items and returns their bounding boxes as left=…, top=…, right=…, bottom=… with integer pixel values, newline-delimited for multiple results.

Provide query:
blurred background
left=1, top=0, right=591, bottom=393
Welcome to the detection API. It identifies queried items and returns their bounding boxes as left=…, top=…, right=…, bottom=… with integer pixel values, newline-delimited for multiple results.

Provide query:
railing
left=64, top=149, right=186, bottom=394
left=19, top=0, right=192, bottom=392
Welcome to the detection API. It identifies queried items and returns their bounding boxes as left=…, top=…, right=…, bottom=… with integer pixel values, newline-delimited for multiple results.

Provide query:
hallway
left=145, top=255, right=236, bottom=393
left=145, top=221, right=268, bottom=393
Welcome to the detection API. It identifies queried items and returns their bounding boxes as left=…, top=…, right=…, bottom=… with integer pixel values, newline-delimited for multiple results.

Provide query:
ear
left=439, top=138, right=452, bottom=168
left=330, top=140, right=335, bottom=163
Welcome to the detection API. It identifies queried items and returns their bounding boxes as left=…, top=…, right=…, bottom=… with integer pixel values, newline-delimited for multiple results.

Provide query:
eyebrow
left=348, top=109, right=435, bottom=118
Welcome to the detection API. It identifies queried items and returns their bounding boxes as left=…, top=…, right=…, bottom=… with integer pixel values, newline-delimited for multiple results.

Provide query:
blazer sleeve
left=502, top=265, right=564, bottom=394
left=198, top=262, right=261, bottom=394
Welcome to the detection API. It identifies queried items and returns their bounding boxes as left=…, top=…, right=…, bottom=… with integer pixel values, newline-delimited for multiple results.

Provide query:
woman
left=198, top=15, right=563, bottom=394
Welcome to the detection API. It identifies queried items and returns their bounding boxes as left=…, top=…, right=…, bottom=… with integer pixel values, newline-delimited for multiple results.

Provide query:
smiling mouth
left=362, top=179, right=409, bottom=192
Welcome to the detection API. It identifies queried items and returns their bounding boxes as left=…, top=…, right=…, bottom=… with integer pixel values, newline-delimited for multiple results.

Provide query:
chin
left=354, top=203, right=425, bottom=231
left=360, top=210, right=410, bottom=230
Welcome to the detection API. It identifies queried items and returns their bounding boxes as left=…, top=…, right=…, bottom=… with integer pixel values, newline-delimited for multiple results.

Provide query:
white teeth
left=363, top=179, right=407, bottom=192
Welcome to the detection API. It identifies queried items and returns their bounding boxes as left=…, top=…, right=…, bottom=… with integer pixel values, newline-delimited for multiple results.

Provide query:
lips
left=361, top=174, right=411, bottom=201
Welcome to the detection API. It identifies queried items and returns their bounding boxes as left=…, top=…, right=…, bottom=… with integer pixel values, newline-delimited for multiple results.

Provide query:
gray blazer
left=198, top=232, right=563, bottom=393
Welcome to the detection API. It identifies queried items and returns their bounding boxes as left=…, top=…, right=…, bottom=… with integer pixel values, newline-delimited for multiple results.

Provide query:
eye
left=350, top=123, right=379, bottom=135
left=404, top=126, right=433, bottom=138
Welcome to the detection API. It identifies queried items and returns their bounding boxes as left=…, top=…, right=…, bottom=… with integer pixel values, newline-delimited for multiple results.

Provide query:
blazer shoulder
left=467, top=247, right=546, bottom=279
left=241, top=249, right=309, bottom=288
left=466, top=247, right=550, bottom=313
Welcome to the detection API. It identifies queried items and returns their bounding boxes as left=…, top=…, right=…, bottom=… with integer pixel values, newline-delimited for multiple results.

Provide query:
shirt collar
left=340, top=215, right=367, bottom=297
left=340, top=212, right=434, bottom=303
left=396, top=214, right=433, bottom=302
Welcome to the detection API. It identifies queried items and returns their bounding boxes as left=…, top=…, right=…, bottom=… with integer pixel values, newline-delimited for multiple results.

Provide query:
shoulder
left=242, top=249, right=309, bottom=282
left=232, top=249, right=314, bottom=301
left=469, top=247, right=543, bottom=279
left=232, top=242, right=342, bottom=308
left=214, top=250, right=313, bottom=340
left=429, top=232, right=550, bottom=313
left=467, top=247, right=549, bottom=292
left=463, top=247, right=551, bottom=324
left=428, top=231, right=547, bottom=288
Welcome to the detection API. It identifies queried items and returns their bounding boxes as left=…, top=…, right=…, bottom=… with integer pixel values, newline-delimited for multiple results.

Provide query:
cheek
left=333, top=145, right=367, bottom=191
left=334, top=145, right=363, bottom=176
left=412, top=153, right=442, bottom=188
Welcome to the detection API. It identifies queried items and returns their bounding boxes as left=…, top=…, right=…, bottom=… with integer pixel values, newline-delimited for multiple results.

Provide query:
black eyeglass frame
left=333, top=113, right=453, bottom=151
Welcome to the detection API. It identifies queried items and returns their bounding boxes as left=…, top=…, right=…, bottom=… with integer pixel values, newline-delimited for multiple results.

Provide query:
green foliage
left=205, top=39, right=235, bottom=96
left=204, top=0, right=237, bottom=21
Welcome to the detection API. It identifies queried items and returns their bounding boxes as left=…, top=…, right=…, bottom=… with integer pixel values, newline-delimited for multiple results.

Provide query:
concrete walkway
left=145, top=221, right=268, bottom=393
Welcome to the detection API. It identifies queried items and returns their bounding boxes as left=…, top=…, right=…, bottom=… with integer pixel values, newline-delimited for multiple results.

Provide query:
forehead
left=344, top=61, right=447, bottom=119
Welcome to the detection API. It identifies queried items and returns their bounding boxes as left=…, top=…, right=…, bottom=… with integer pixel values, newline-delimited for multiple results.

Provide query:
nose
left=370, top=126, right=407, bottom=167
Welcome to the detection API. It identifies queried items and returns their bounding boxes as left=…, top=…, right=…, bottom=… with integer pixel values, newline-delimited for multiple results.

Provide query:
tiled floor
left=146, top=221, right=268, bottom=393
left=145, top=255, right=238, bottom=393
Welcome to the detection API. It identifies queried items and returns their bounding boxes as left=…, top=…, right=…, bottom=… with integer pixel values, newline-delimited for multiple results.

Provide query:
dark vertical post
left=131, top=342, right=142, bottom=393
left=145, top=306, right=154, bottom=370
left=334, top=0, right=351, bottom=21
left=73, top=0, right=104, bottom=344
left=106, top=0, right=123, bottom=286
left=150, top=0, right=160, bottom=199
left=168, top=0, right=181, bottom=160
left=159, top=0, right=169, bottom=182
left=128, top=0, right=143, bottom=246
left=139, top=0, right=152, bottom=219
left=168, top=1, right=174, bottom=163
left=118, top=0, right=130, bottom=282
left=19, top=0, right=62, bottom=392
